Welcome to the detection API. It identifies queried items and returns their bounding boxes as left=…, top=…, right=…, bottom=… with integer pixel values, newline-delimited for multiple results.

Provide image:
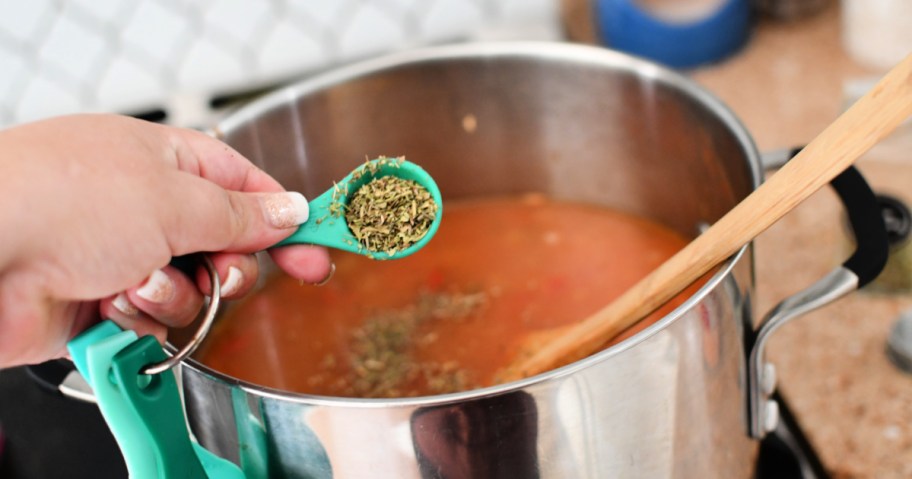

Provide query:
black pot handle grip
left=782, top=147, right=888, bottom=286
left=831, top=166, right=889, bottom=287
left=25, top=359, right=74, bottom=395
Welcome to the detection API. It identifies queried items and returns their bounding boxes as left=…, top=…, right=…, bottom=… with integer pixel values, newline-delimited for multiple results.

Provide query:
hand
left=0, top=114, right=332, bottom=367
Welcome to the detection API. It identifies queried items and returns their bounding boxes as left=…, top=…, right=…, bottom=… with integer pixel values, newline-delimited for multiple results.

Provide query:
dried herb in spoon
left=344, top=165, right=438, bottom=256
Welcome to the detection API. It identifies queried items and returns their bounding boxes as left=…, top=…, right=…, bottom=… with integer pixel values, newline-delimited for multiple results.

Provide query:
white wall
left=0, top=0, right=560, bottom=128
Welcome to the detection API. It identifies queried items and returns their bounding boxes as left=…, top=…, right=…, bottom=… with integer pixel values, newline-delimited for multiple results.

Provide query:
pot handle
left=25, top=359, right=96, bottom=403
left=747, top=161, right=888, bottom=438
left=833, top=167, right=890, bottom=285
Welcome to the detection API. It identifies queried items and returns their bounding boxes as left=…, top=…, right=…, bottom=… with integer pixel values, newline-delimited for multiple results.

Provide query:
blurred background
left=0, top=0, right=907, bottom=130
left=0, top=0, right=561, bottom=129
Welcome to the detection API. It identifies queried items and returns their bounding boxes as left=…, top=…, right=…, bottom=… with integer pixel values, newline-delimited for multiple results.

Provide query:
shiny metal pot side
left=180, top=42, right=766, bottom=478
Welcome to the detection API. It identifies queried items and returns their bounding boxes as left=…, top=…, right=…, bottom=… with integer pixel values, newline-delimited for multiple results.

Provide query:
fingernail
left=136, top=269, right=175, bottom=304
left=312, top=262, right=336, bottom=287
left=220, top=266, right=243, bottom=296
left=263, top=192, right=309, bottom=229
left=112, top=293, right=139, bottom=316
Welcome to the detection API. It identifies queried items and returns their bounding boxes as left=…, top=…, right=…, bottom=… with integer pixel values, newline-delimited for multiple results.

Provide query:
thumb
left=161, top=172, right=310, bottom=256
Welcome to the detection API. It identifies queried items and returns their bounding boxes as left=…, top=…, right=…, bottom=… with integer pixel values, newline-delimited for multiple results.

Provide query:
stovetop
left=0, top=364, right=825, bottom=479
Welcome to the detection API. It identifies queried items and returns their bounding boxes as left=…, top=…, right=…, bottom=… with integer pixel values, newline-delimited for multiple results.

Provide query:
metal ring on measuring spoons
left=141, top=256, right=221, bottom=375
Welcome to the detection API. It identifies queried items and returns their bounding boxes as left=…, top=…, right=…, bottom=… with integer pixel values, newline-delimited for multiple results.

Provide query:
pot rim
left=183, top=41, right=762, bottom=408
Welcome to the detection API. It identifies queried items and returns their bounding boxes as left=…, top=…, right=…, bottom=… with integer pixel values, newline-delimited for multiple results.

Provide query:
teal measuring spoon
left=68, top=322, right=158, bottom=478
left=111, top=335, right=244, bottom=479
left=68, top=320, right=245, bottom=479
left=276, top=158, right=443, bottom=260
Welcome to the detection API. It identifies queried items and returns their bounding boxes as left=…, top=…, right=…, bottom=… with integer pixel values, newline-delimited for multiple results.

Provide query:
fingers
left=194, top=253, right=260, bottom=299
left=131, top=267, right=204, bottom=328
left=158, top=124, right=333, bottom=276
left=103, top=266, right=203, bottom=330
left=160, top=172, right=309, bottom=256
left=99, top=296, right=168, bottom=344
left=101, top=254, right=263, bottom=335
left=109, top=122, right=333, bottom=325
left=270, top=245, right=334, bottom=284
left=166, top=126, right=285, bottom=193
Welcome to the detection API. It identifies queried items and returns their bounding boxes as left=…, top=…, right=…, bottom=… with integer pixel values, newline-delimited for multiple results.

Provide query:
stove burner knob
left=763, top=399, right=780, bottom=434
left=761, top=362, right=777, bottom=396
left=887, top=310, right=912, bottom=373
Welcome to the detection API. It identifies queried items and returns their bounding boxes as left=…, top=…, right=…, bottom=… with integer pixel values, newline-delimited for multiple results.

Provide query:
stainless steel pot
left=177, top=43, right=886, bottom=478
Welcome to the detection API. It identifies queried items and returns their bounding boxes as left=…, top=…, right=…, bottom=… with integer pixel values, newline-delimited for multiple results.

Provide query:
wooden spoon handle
left=506, top=53, right=912, bottom=381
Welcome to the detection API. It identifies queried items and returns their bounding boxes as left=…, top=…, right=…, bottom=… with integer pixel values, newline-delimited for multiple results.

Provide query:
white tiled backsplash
left=0, top=0, right=560, bottom=128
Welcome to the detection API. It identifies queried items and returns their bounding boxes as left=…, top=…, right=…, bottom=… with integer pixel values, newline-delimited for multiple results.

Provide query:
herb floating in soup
left=197, top=195, right=705, bottom=398
left=343, top=291, right=486, bottom=397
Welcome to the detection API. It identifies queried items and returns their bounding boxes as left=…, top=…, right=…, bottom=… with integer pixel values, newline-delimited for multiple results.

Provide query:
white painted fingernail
left=263, top=192, right=309, bottom=229
left=220, top=266, right=243, bottom=296
left=112, top=293, right=139, bottom=316
left=136, top=269, right=175, bottom=304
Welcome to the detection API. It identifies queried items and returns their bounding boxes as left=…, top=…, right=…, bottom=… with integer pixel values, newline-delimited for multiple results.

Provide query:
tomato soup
left=196, top=195, right=694, bottom=398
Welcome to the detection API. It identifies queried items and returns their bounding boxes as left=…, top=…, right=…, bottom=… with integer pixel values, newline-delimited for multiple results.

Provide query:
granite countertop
left=690, top=6, right=912, bottom=479
left=562, top=2, right=912, bottom=477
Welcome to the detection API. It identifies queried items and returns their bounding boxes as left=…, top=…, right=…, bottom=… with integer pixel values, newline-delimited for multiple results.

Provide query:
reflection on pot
left=411, top=392, right=539, bottom=479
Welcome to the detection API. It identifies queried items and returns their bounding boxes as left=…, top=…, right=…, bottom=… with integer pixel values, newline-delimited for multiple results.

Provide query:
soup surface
left=197, top=195, right=694, bottom=398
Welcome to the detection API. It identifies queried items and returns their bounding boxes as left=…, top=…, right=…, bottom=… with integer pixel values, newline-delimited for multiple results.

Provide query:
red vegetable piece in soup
left=196, top=195, right=695, bottom=398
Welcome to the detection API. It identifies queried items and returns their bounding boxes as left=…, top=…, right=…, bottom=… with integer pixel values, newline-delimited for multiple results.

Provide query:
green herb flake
left=319, top=290, right=486, bottom=398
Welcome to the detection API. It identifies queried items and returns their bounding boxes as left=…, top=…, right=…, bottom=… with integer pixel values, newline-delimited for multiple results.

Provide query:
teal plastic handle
left=276, top=158, right=443, bottom=260
left=87, top=334, right=164, bottom=479
left=68, top=321, right=245, bottom=479
left=69, top=323, right=156, bottom=478
left=68, top=320, right=123, bottom=383
left=111, top=335, right=210, bottom=479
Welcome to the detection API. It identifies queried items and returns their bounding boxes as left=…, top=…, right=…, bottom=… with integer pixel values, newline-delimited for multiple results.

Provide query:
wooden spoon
left=499, top=53, right=912, bottom=382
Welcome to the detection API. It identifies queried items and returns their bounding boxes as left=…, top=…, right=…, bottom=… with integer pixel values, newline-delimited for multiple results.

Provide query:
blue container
left=595, top=0, right=752, bottom=68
